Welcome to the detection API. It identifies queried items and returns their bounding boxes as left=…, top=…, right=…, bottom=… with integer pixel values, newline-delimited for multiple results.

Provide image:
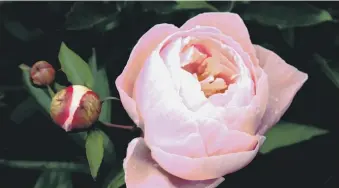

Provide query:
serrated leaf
left=260, top=121, right=328, bottom=154
left=58, top=42, right=94, bottom=88
left=88, top=48, right=112, bottom=123
left=0, top=159, right=89, bottom=173
left=86, top=130, right=105, bottom=179
left=65, top=2, right=119, bottom=31
left=106, top=168, right=125, bottom=188
left=10, top=97, right=38, bottom=124
left=19, top=64, right=51, bottom=113
left=34, top=171, right=73, bottom=188
left=242, top=2, right=333, bottom=29
left=314, top=54, right=339, bottom=89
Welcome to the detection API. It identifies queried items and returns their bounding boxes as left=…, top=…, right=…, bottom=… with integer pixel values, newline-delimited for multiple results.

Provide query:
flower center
left=181, top=44, right=239, bottom=98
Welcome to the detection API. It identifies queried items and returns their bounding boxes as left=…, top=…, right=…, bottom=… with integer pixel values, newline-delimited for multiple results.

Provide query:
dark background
left=0, top=1, right=339, bottom=188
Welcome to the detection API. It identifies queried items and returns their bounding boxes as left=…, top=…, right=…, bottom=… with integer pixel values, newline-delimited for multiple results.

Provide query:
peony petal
left=135, top=49, right=207, bottom=158
left=180, top=12, right=259, bottom=66
left=254, top=45, right=308, bottom=134
left=134, top=27, right=234, bottom=159
left=223, top=68, right=269, bottom=135
left=124, top=138, right=224, bottom=188
left=134, top=26, right=264, bottom=159
left=150, top=136, right=265, bottom=180
left=115, top=24, right=179, bottom=128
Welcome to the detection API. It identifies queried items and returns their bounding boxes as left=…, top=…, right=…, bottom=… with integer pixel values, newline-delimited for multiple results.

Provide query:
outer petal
left=150, top=136, right=265, bottom=180
left=124, top=138, right=224, bottom=188
left=115, top=24, right=179, bottom=127
left=180, top=12, right=259, bottom=66
left=254, top=45, right=308, bottom=134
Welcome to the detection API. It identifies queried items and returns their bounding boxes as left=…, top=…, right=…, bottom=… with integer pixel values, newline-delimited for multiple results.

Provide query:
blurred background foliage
left=0, top=1, right=339, bottom=188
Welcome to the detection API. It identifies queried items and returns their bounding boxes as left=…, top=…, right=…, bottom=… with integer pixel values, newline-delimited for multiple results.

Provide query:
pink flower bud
left=30, top=61, right=55, bottom=86
left=50, top=85, right=101, bottom=132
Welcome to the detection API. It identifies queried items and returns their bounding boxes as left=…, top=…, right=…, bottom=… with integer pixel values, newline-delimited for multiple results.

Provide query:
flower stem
left=101, top=96, right=120, bottom=103
left=102, top=122, right=135, bottom=131
left=47, top=85, right=55, bottom=97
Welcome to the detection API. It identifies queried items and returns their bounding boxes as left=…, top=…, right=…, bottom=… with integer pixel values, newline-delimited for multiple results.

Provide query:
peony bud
left=30, top=61, right=56, bottom=86
left=50, top=85, right=101, bottom=132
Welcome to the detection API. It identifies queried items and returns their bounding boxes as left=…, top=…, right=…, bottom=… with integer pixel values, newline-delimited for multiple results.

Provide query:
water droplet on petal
left=270, top=96, right=279, bottom=102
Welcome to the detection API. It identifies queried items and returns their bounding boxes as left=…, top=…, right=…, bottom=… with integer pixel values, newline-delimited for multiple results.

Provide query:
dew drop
left=274, top=110, right=279, bottom=114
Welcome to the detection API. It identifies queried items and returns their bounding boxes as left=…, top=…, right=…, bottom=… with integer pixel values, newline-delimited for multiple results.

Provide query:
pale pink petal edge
left=180, top=12, right=259, bottom=66
left=253, top=45, right=308, bottom=134
left=115, top=24, right=179, bottom=128
left=150, top=136, right=266, bottom=181
left=123, top=137, right=225, bottom=188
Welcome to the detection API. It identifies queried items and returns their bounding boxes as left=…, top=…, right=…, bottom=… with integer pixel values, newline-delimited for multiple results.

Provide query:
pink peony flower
left=115, top=12, right=308, bottom=188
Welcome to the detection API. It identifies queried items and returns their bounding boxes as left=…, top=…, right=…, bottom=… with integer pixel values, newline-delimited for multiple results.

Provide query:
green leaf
left=88, top=48, right=112, bottom=123
left=47, top=85, right=55, bottom=97
left=34, top=171, right=73, bottom=188
left=58, top=42, right=94, bottom=88
left=242, top=2, right=333, bottom=29
left=0, top=159, right=89, bottom=174
left=141, top=1, right=218, bottom=14
left=314, top=54, right=339, bottom=89
left=4, top=20, right=43, bottom=42
left=260, top=121, right=328, bottom=154
left=10, top=97, right=38, bottom=124
left=19, top=64, right=51, bottom=113
left=69, top=132, right=88, bottom=149
left=65, top=2, right=119, bottom=31
left=101, top=129, right=116, bottom=165
left=88, top=48, right=98, bottom=75
left=86, top=129, right=105, bottom=179
left=105, top=168, right=125, bottom=188
left=54, top=82, right=66, bottom=92
left=175, top=1, right=219, bottom=12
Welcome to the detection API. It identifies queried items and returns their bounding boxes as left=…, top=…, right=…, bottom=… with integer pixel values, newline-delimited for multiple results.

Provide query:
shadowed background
left=0, top=1, right=339, bottom=188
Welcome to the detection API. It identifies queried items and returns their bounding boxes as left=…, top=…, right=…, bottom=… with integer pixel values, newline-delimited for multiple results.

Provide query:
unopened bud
left=50, top=85, right=101, bottom=132
left=30, top=61, right=55, bottom=86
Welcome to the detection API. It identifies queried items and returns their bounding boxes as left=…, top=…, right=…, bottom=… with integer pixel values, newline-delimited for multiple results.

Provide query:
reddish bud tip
left=50, top=85, right=101, bottom=132
left=30, top=61, right=56, bottom=86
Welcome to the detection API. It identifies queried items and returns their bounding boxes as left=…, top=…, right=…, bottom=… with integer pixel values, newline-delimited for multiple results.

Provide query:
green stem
left=102, top=122, right=135, bottom=131
left=101, top=96, right=120, bottom=104
left=47, top=85, right=55, bottom=97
